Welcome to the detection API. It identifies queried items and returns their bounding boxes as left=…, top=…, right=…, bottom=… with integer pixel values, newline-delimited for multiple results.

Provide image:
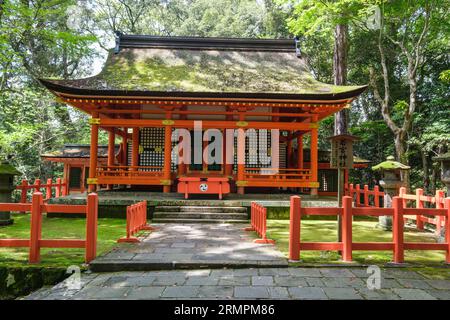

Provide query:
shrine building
left=39, top=34, right=367, bottom=198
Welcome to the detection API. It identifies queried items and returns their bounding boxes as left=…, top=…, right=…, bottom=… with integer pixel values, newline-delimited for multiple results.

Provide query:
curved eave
left=39, top=79, right=368, bottom=102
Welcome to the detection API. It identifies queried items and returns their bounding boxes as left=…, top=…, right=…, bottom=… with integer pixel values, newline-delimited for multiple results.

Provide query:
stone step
left=153, top=211, right=248, bottom=220
left=155, top=206, right=247, bottom=213
left=152, top=218, right=247, bottom=224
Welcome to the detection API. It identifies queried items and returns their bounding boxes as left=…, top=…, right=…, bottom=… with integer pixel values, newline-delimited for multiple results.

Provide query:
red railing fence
left=346, top=183, right=385, bottom=208
left=0, top=192, right=98, bottom=263
left=399, top=187, right=446, bottom=234
left=117, top=200, right=156, bottom=243
left=289, top=195, right=450, bottom=264
left=244, top=202, right=275, bottom=244
left=17, top=178, right=69, bottom=203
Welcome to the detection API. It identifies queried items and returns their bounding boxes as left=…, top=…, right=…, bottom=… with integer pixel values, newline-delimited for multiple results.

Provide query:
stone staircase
left=152, top=205, right=248, bottom=223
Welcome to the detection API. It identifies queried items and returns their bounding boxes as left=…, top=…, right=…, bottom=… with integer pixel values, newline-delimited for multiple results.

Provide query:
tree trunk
left=333, top=24, right=349, bottom=135
left=420, top=149, right=430, bottom=193
left=394, top=131, right=410, bottom=190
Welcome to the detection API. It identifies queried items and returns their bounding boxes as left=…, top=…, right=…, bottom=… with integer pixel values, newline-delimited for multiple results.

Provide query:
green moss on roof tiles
left=372, top=156, right=410, bottom=171
left=44, top=48, right=366, bottom=95
left=0, top=162, right=21, bottom=175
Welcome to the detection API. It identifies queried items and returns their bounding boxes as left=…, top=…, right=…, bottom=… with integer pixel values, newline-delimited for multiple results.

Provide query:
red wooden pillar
left=289, top=196, right=301, bottom=261
left=29, top=192, right=43, bottom=263
left=107, top=128, right=115, bottom=190
left=237, top=128, right=246, bottom=194
left=297, top=134, right=303, bottom=169
left=393, top=196, right=404, bottom=263
left=342, top=196, right=353, bottom=262
left=287, top=132, right=293, bottom=169
left=224, top=119, right=234, bottom=177
left=122, top=127, right=128, bottom=166
left=163, top=125, right=172, bottom=193
left=85, top=193, right=98, bottom=263
left=178, top=134, right=186, bottom=176
left=131, top=127, right=139, bottom=169
left=88, top=112, right=99, bottom=193
left=310, top=123, right=318, bottom=196
left=222, top=128, right=226, bottom=175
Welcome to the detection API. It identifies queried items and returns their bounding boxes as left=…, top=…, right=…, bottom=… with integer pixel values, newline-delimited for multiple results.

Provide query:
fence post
left=63, top=179, right=69, bottom=196
left=46, top=178, right=52, bottom=200
left=349, top=184, right=354, bottom=200
left=393, top=196, right=404, bottom=264
left=55, top=178, right=61, bottom=198
left=445, top=198, right=450, bottom=264
left=363, top=185, right=369, bottom=207
left=399, top=187, right=408, bottom=223
left=34, top=179, right=41, bottom=193
left=85, top=193, right=98, bottom=263
left=374, top=186, right=380, bottom=208
left=29, top=192, right=43, bottom=263
left=20, top=180, right=28, bottom=204
left=244, top=202, right=256, bottom=231
left=289, top=196, right=301, bottom=261
left=355, top=184, right=361, bottom=207
left=435, top=190, right=445, bottom=236
left=416, top=189, right=424, bottom=230
left=342, top=196, right=353, bottom=262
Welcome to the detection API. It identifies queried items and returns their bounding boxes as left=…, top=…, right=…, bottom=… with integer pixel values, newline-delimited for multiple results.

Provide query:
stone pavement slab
left=90, top=223, right=287, bottom=271
left=24, top=267, right=450, bottom=300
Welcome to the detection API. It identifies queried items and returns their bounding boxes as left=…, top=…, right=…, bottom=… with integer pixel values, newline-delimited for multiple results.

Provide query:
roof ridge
left=115, top=32, right=298, bottom=53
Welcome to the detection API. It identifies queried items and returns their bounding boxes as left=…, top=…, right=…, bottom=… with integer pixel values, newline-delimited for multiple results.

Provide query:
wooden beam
left=97, top=118, right=316, bottom=131
left=79, top=107, right=319, bottom=119
left=163, top=125, right=172, bottom=193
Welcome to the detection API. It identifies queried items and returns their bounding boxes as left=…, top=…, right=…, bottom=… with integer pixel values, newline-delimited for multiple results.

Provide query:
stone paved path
left=90, top=223, right=287, bottom=271
left=25, top=267, right=450, bottom=300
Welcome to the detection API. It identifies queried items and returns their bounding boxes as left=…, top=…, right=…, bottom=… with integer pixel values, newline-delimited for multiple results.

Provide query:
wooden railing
left=0, top=192, right=98, bottom=263
left=16, top=178, right=68, bottom=203
left=345, top=183, right=385, bottom=208
left=245, top=202, right=275, bottom=244
left=244, top=168, right=313, bottom=187
left=245, top=168, right=312, bottom=178
left=289, top=195, right=450, bottom=263
left=398, top=187, right=446, bottom=234
left=97, top=166, right=164, bottom=176
left=117, top=200, right=156, bottom=243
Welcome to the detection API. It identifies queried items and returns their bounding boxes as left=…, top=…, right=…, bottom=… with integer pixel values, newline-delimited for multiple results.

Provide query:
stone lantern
left=372, top=156, right=410, bottom=230
left=433, top=152, right=450, bottom=242
left=0, top=160, right=21, bottom=225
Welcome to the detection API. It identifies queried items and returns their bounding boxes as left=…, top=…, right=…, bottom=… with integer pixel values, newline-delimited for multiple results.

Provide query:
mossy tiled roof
left=41, top=144, right=119, bottom=159
left=40, top=35, right=367, bottom=100
left=0, top=162, right=21, bottom=175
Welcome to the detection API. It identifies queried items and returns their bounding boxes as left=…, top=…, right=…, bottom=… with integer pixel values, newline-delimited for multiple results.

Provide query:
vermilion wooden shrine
left=39, top=34, right=367, bottom=197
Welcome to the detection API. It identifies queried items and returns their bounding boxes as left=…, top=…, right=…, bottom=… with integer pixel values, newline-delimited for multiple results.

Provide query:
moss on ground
left=0, top=213, right=130, bottom=299
left=0, top=213, right=127, bottom=267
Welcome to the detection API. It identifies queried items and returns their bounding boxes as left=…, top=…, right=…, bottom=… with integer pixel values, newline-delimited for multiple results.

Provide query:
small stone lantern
left=433, top=152, right=450, bottom=242
left=372, top=156, right=410, bottom=230
left=0, top=160, right=21, bottom=225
